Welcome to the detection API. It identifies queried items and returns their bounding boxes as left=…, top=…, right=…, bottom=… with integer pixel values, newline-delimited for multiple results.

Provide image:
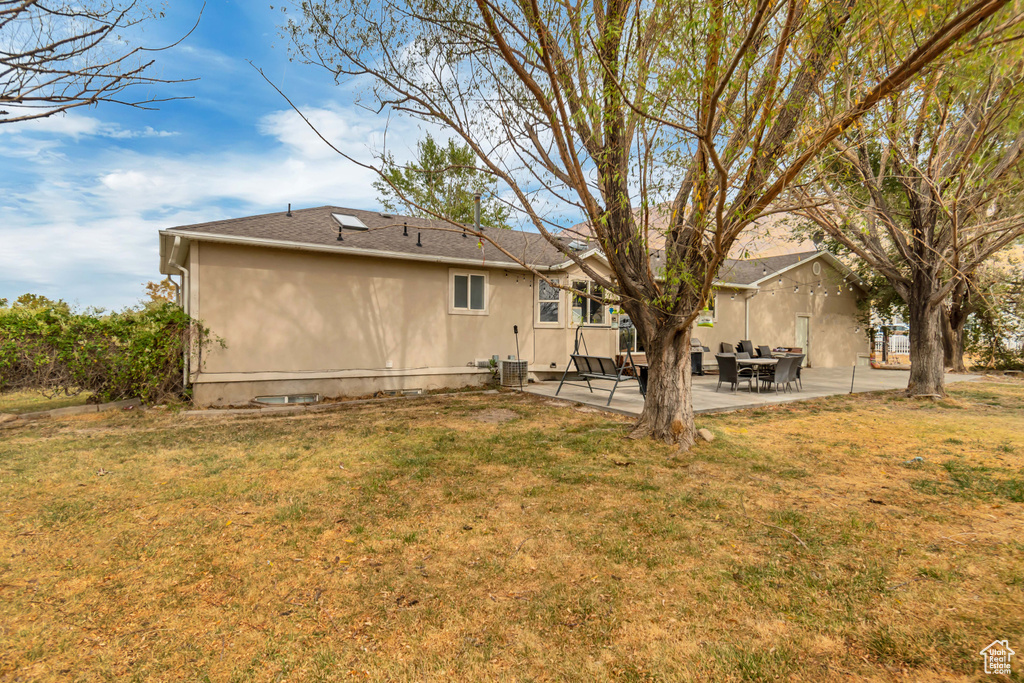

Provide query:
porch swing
left=555, top=325, right=646, bottom=405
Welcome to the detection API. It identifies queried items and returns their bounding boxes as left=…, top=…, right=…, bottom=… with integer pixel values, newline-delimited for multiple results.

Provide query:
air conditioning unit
left=499, top=359, right=529, bottom=387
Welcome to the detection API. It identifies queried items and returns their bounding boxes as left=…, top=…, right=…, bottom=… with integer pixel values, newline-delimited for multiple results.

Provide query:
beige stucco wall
left=691, top=289, right=749, bottom=355
left=691, top=259, right=869, bottom=367
left=746, top=260, right=869, bottom=367
left=182, top=240, right=864, bottom=405
left=185, top=242, right=619, bottom=404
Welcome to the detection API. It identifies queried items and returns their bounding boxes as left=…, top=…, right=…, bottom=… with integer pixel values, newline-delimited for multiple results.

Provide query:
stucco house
left=158, top=206, right=869, bottom=406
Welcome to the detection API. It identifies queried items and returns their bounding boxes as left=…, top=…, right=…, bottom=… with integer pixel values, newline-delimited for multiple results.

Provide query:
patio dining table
left=737, top=357, right=778, bottom=393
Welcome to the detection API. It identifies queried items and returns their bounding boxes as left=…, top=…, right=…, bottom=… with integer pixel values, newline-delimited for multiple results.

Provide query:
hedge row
left=0, top=303, right=213, bottom=404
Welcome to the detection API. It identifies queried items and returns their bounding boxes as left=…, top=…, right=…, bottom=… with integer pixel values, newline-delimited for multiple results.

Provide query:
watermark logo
left=980, top=640, right=1014, bottom=676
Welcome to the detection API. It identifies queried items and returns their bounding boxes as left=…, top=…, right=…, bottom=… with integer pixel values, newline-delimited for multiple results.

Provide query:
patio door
left=795, top=315, right=810, bottom=367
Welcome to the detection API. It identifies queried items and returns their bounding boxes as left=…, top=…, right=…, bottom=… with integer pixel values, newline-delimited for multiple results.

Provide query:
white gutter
left=168, top=236, right=191, bottom=389
left=159, top=229, right=558, bottom=271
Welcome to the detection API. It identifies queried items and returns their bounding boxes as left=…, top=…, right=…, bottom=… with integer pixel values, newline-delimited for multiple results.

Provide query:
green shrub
left=0, top=301, right=217, bottom=404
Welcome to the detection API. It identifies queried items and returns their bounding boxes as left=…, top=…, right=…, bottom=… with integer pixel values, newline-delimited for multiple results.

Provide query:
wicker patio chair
left=716, top=354, right=754, bottom=393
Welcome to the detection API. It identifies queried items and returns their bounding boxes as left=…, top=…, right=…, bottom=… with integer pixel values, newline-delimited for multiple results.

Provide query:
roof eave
left=748, top=251, right=864, bottom=292
left=160, top=229, right=558, bottom=271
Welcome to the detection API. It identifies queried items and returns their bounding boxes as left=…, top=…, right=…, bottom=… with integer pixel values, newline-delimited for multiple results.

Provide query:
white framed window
left=619, top=316, right=645, bottom=353
left=571, top=280, right=607, bottom=325
left=535, top=276, right=562, bottom=326
left=449, top=269, right=488, bottom=315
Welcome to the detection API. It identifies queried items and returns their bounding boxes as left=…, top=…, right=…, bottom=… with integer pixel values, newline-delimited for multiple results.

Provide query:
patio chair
left=757, top=345, right=773, bottom=359
left=761, top=356, right=796, bottom=393
left=716, top=354, right=754, bottom=393
left=739, top=340, right=756, bottom=357
left=790, top=354, right=805, bottom=390
left=736, top=351, right=751, bottom=359
left=720, top=342, right=735, bottom=354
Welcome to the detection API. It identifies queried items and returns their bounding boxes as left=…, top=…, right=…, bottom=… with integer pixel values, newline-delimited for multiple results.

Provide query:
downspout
left=744, top=290, right=759, bottom=340
left=168, top=236, right=190, bottom=390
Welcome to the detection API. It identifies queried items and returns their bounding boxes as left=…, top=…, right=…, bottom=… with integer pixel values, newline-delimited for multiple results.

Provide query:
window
left=619, top=316, right=645, bottom=353
left=331, top=213, right=369, bottom=230
left=537, top=277, right=561, bottom=324
left=450, top=270, right=488, bottom=314
left=572, top=280, right=606, bottom=325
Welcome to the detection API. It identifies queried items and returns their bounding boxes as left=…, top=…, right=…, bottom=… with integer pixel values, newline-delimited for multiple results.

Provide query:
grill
left=499, top=359, right=529, bottom=387
left=690, top=337, right=711, bottom=376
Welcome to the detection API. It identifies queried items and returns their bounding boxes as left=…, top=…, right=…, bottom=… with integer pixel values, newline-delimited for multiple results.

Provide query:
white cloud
left=0, top=103, right=412, bottom=309
left=258, top=106, right=383, bottom=161
left=0, top=111, right=178, bottom=140
left=0, top=98, right=585, bottom=309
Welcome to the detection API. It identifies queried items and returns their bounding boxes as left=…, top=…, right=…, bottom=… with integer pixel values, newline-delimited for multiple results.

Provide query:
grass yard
left=0, top=389, right=92, bottom=415
left=1, top=380, right=1022, bottom=681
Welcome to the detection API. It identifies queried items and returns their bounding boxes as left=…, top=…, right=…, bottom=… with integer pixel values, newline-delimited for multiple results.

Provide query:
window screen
left=588, top=285, right=604, bottom=324
left=453, top=275, right=469, bottom=309
left=470, top=275, right=485, bottom=310
left=538, top=278, right=560, bottom=323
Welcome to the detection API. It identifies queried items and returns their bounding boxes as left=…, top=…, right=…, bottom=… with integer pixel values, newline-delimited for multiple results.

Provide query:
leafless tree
left=282, top=0, right=1014, bottom=447
left=1, top=0, right=198, bottom=125
left=794, top=23, right=1024, bottom=396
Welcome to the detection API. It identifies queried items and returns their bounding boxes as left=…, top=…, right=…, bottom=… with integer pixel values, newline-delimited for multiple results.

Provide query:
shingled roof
left=162, top=205, right=831, bottom=286
left=645, top=250, right=821, bottom=286
left=716, top=252, right=819, bottom=285
left=163, top=205, right=575, bottom=269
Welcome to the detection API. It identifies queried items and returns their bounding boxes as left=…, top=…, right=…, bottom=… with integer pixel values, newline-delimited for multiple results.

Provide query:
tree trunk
left=941, top=278, right=972, bottom=373
left=630, top=325, right=695, bottom=450
left=907, top=279, right=946, bottom=396
left=941, top=308, right=968, bottom=373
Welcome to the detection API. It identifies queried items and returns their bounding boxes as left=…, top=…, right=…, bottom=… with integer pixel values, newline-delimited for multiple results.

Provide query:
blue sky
left=0, top=1, right=446, bottom=310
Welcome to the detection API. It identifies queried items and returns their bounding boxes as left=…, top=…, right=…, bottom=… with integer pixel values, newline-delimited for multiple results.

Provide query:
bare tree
left=794, top=26, right=1024, bottom=396
left=1, top=0, right=198, bottom=125
left=282, top=0, right=1013, bottom=447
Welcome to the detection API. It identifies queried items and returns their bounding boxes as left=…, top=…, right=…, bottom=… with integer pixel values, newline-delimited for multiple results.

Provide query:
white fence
left=888, top=335, right=910, bottom=355
left=873, top=332, right=910, bottom=356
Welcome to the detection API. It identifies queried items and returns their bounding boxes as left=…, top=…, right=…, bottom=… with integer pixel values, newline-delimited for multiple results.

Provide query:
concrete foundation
left=192, top=370, right=492, bottom=407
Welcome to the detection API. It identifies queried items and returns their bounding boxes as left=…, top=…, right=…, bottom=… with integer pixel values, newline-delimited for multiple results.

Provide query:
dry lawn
left=0, top=390, right=91, bottom=416
left=0, top=380, right=1022, bottom=681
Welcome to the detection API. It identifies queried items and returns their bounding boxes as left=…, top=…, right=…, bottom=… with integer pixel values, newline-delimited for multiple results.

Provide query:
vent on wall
left=332, top=213, right=369, bottom=230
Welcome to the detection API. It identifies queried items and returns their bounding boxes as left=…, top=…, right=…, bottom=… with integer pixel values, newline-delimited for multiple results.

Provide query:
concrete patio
left=526, top=366, right=980, bottom=415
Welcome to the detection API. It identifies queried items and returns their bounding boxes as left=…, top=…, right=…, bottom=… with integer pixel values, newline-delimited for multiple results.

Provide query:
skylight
left=332, top=213, right=368, bottom=230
